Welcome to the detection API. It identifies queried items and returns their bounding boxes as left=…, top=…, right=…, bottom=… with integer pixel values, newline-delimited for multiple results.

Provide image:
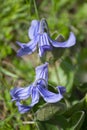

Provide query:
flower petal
left=30, top=87, right=40, bottom=106
left=10, top=86, right=32, bottom=101
left=39, top=18, right=49, bottom=34
left=28, top=20, right=40, bottom=39
left=16, top=41, right=27, bottom=48
left=38, top=33, right=52, bottom=57
left=15, top=87, right=39, bottom=113
left=16, top=101, right=31, bottom=114
left=50, top=32, right=76, bottom=48
left=17, top=39, right=38, bottom=56
left=38, top=85, right=66, bottom=103
left=35, top=62, right=48, bottom=86
left=58, top=86, right=66, bottom=95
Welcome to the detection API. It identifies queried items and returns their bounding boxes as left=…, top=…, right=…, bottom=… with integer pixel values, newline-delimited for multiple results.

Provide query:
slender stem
left=54, top=62, right=61, bottom=85
left=23, top=121, right=35, bottom=124
left=33, top=0, right=39, bottom=19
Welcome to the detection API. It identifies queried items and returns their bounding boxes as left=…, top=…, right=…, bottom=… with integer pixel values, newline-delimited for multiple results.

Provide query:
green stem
left=33, top=0, right=39, bottom=19
left=54, top=62, right=61, bottom=85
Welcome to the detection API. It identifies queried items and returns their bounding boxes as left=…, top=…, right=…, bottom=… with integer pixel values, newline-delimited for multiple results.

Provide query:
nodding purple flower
left=10, top=63, right=66, bottom=114
left=16, top=18, right=76, bottom=57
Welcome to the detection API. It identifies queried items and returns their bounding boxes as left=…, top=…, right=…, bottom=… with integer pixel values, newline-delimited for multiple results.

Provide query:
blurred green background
left=0, top=0, right=87, bottom=129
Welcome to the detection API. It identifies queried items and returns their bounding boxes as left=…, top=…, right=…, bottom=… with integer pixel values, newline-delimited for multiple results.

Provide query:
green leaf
left=78, top=83, right=87, bottom=93
left=0, top=67, right=18, bottom=78
left=35, top=102, right=67, bottom=121
left=49, top=57, right=75, bottom=92
left=64, top=98, right=85, bottom=117
left=68, top=111, right=85, bottom=130
left=36, top=115, right=68, bottom=130
left=37, top=121, right=58, bottom=130
left=47, top=115, right=68, bottom=129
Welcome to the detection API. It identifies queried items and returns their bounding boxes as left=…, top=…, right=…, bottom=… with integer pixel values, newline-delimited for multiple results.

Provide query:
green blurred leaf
left=49, top=57, right=75, bottom=92
left=0, top=67, right=18, bottom=78
left=75, top=48, right=87, bottom=84
left=20, top=124, right=31, bottom=130
left=78, top=83, right=87, bottom=93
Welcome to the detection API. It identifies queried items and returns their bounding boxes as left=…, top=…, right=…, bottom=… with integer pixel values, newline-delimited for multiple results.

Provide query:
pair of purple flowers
left=10, top=18, right=76, bottom=114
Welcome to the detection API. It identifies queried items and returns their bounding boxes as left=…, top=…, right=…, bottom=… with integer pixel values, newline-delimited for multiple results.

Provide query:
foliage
left=0, top=0, right=87, bottom=129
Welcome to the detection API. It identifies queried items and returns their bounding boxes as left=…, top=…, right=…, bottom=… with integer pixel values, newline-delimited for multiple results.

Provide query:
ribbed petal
left=28, top=20, right=40, bottom=39
left=17, top=39, right=38, bottom=56
left=15, top=87, right=39, bottom=113
left=35, top=63, right=48, bottom=86
left=49, top=32, right=76, bottom=48
left=30, top=87, right=40, bottom=106
left=16, top=102, right=31, bottom=114
left=10, top=86, right=32, bottom=101
left=38, top=85, right=66, bottom=103
left=38, top=33, right=52, bottom=57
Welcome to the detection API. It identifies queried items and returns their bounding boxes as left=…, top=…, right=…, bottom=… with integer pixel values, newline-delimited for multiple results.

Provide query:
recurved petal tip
left=16, top=102, right=31, bottom=114
left=50, top=32, right=76, bottom=48
left=57, top=86, right=66, bottom=95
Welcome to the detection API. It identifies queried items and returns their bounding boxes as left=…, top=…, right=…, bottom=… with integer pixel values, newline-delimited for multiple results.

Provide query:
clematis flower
left=16, top=18, right=76, bottom=57
left=10, top=63, right=66, bottom=114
